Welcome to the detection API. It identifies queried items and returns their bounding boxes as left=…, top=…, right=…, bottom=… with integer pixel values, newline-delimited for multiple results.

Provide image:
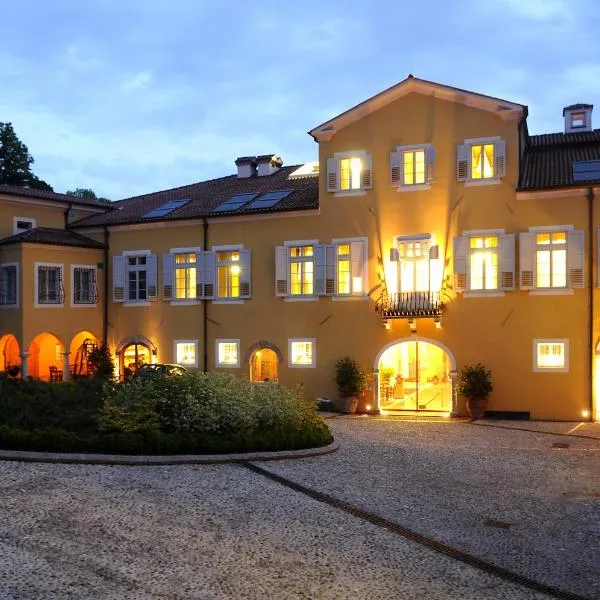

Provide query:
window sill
left=333, top=190, right=367, bottom=198
left=34, top=303, right=64, bottom=308
left=284, top=296, right=319, bottom=302
left=396, top=184, right=431, bottom=193
left=212, top=299, right=245, bottom=305
left=71, top=303, right=98, bottom=308
left=463, top=291, right=505, bottom=298
left=169, top=300, right=201, bottom=306
left=215, top=363, right=240, bottom=369
left=0, top=304, right=18, bottom=309
left=289, top=363, right=316, bottom=369
left=464, top=179, right=502, bottom=187
left=332, top=295, right=369, bottom=301
left=529, top=289, right=574, bottom=296
left=533, top=367, right=569, bottom=373
left=123, top=301, right=152, bottom=307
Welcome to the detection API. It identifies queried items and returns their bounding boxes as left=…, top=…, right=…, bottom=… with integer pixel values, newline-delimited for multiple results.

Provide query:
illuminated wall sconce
left=408, top=319, right=417, bottom=332
left=383, top=319, right=391, bottom=330
left=434, top=316, right=442, bottom=329
left=582, top=410, right=590, bottom=419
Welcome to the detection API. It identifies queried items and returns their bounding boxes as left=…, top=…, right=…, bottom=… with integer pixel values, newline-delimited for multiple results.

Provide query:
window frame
left=392, top=144, right=434, bottom=191
left=124, top=249, right=151, bottom=303
left=13, top=216, right=35, bottom=235
left=330, top=150, right=369, bottom=197
left=215, top=339, right=241, bottom=368
left=331, top=237, right=368, bottom=298
left=533, top=231, right=568, bottom=291
left=70, top=264, right=98, bottom=307
left=0, top=262, right=19, bottom=308
left=462, top=136, right=503, bottom=186
left=395, top=235, right=432, bottom=293
left=173, top=252, right=198, bottom=301
left=284, top=239, right=318, bottom=299
left=174, top=339, right=198, bottom=368
left=288, top=338, right=316, bottom=368
left=213, top=244, right=244, bottom=302
left=34, top=262, right=64, bottom=308
left=533, top=339, right=569, bottom=373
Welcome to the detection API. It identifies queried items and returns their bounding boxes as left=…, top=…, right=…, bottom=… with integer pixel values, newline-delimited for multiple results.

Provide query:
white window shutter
left=202, top=251, right=216, bottom=299
left=360, top=155, right=373, bottom=189
left=453, top=236, right=467, bottom=293
left=519, top=232, right=536, bottom=290
left=350, top=241, right=364, bottom=295
left=162, top=253, right=174, bottom=300
left=275, top=246, right=288, bottom=296
left=326, top=157, right=338, bottom=192
left=456, top=144, right=469, bottom=181
left=314, top=244, right=327, bottom=295
left=494, top=140, right=506, bottom=178
left=195, top=251, right=204, bottom=299
left=499, top=233, right=515, bottom=290
left=112, top=256, right=126, bottom=302
left=325, top=244, right=335, bottom=295
left=567, top=229, right=584, bottom=288
left=390, top=151, right=402, bottom=186
left=146, top=254, right=158, bottom=300
left=425, top=146, right=436, bottom=182
left=239, top=249, right=251, bottom=298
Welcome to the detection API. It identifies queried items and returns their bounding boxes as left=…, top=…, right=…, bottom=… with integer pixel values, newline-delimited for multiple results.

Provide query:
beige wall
left=0, top=196, right=65, bottom=238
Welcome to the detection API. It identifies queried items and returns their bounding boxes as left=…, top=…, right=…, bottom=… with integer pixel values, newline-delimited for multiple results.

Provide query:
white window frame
left=332, top=150, right=368, bottom=197
left=70, top=264, right=97, bottom=307
left=533, top=339, right=569, bottom=373
left=0, top=262, right=19, bottom=308
left=174, top=339, right=198, bottom=368
left=463, top=136, right=502, bottom=187
left=331, top=237, right=368, bottom=299
left=124, top=249, right=151, bottom=304
left=215, top=339, right=241, bottom=368
left=395, top=234, right=433, bottom=294
left=288, top=338, right=316, bottom=368
left=13, top=216, right=35, bottom=235
left=213, top=244, right=244, bottom=303
left=34, top=262, right=64, bottom=308
left=284, top=239, right=319, bottom=301
left=173, top=251, right=198, bottom=301
left=463, top=229, right=505, bottom=296
left=167, top=246, right=202, bottom=305
left=531, top=228, right=568, bottom=292
left=396, top=144, right=433, bottom=191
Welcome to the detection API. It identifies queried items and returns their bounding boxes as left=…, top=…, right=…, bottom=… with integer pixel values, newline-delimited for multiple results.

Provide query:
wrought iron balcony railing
left=375, top=291, right=443, bottom=318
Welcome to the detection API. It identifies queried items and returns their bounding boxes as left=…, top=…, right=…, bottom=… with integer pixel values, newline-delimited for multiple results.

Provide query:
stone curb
left=471, top=420, right=600, bottom=441
left=0, top=439, right=340, bottom=466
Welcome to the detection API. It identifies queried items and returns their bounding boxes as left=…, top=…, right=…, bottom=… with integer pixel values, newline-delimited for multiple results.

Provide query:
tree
left=66, top=188, right=111, bottom=204
left=0, top=122, right=54, bottom=191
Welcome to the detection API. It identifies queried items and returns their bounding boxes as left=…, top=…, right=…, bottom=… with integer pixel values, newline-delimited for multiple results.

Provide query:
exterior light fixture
left=365, top=404, right=371, bottom=411
left=582, top=410, right=590, bottom=418
left=383, top=319, right=391, bottom=330
left=434, top=316, right=442, bottom=329
left=408, top=319, right=417, bottom=332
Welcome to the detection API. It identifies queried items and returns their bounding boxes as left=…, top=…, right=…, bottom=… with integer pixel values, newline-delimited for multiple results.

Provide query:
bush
left=456, top=363, right=493, bottom=400
left=334, top=357, right=369, bottom=397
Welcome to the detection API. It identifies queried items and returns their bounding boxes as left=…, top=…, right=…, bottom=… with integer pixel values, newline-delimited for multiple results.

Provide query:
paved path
left=0, top=418, right=598, bottom=599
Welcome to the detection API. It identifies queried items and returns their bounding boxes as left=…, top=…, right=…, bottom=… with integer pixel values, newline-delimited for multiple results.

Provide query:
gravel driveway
left=0, top=417, right=598, bottom=599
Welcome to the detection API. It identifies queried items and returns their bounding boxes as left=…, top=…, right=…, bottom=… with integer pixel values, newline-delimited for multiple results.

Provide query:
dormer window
left=571, top=112, right=586, bottom=128
left=563, top=104, right=593, bottom=133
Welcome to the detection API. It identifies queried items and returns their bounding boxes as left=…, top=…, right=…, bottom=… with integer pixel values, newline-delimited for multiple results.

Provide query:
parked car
left=134, top=363, right=187, bottom=378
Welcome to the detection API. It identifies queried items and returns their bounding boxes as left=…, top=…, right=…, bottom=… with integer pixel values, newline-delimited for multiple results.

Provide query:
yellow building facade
left=1, top=77, right=598, bottom=421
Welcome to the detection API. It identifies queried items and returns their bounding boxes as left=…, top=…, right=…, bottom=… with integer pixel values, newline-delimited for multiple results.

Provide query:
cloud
left=121, top=71, right=153, bottom=93
left=496, top=0, right=568, bottom=20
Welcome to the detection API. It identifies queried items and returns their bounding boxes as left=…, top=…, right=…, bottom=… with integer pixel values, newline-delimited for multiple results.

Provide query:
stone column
left=19, top=352, right=29, bottom=379
left=371, top=370, right=381, bottom=414
left=63, top=351, right=71, bottom=381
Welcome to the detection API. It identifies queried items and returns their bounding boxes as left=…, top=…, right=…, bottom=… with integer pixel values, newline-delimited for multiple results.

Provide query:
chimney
left=563, top=104, right=593, bottom=133
left=235, top=156, right=257, bottom=178
left=256, top=154, right=283, bottom=177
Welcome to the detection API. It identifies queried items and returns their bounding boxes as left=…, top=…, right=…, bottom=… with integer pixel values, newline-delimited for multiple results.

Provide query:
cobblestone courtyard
left=0, top=418, right=598, bottom=599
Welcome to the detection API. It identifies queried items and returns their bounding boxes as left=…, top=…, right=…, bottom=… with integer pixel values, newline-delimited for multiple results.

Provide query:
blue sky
left=1, top=0, right=598, bottom=199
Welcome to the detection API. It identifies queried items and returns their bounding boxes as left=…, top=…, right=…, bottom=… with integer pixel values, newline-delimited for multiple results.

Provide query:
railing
left=375, top=291, right=443, bottom=318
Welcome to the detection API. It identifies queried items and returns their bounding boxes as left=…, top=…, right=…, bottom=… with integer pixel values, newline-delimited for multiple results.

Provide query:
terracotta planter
left=466, top=397, right=488, bottom=419
left=340, top=395, right=359, bottom=414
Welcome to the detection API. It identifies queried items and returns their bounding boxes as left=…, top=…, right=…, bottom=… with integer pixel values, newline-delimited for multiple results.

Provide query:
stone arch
left=115, top=335, right=157, bottom=355
left=244, top=340, right=284, bottom=364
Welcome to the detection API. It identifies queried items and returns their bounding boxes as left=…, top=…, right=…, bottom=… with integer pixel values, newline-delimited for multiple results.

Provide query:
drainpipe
left=64, top=202, right=73, bottom=230
left=203, top=218, right=209, bottom=372
left=587, top=187, right=594, bottom=421
left=102, top=226, right=109, bottom=347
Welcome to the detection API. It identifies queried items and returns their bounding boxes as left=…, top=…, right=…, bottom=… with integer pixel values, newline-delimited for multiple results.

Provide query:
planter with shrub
left=334, top=357, right=369, bottom=414
left=456, top=363, right=493, bottom=419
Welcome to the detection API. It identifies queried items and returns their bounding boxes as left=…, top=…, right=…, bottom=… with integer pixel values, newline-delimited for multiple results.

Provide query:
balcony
left=375, top=291, right=443, bottom=319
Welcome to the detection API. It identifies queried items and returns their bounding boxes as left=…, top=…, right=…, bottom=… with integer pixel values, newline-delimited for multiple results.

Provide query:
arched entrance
left=28, top=332, right=65, bottom=381
left=246, top=341, right=282, bottom=383
left=0, top=334, right=21, bottom=376
left=69, top=331, right=101, bottom=377
left=376, top=338, right=454, bottom=412
left=117, top=336, right=155, bottom=380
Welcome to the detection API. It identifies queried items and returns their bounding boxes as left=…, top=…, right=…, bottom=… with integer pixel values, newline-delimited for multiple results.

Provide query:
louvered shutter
left=146, top=254, right=158, bottom=300
left=453, top=236, right=467, bottom=293
left=457, top=144, right=469, bottom=181
left=275, top=246, right=288, bottom=296
left=162, top=253, right=174, bottom=300
left=239, top=249, right=251, bottom=298
left=325, top=244, right=335, bottom=295
left=499, top=233, right=515, bottom=290
left=327, top=157, right=338, bottom=192
left=494, top=140, right=506, bottom=179
left=112, top=256, right=126, bottom=302
left=390, top=151, right=402, bottom=186
left=519, top=232, right=536, bottom=290
left=195, top=251, right=203, bottom=299
left=314, top=244, right=327, bottom=295
left=350, top=241, right=364, bottom=295
left=202, top=251, right=216, bottom=299
left=567, top=230, right=585, bottom=288
left=360, top=155, right=373, bottom=189
left=425, top=146, right=436, bottom=182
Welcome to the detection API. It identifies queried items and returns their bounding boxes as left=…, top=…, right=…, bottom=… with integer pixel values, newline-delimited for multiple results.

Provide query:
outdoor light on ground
left=582, top=410, right=590, bottom=418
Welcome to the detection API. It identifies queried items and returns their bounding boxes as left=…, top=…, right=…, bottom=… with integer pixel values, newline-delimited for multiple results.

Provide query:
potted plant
left=335, top=357, right=369, bottom=414
left=457, top=362, right=493, bottom=419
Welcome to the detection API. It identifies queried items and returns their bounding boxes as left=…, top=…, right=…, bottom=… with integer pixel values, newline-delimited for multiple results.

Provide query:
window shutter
left=390, top=151, right=402, bottom=186
left=202, top=251, right=216, bottom=299
left=112, top=256, right=126, bottom=302
left=146, top=254, right=158, bottom=300
left=162, top=253, right=174, bottom=300
left=499, top=233, right=515, bottom=290
left=456, top=144, right=469, bottom=181
left=239, top=249, right=251, bottom=298
left=275, top=246, right=288, bottom=296
left=314, top=244, right=327, bottom=295
left=350, top=241, right=364, bottom=295
left=195, top=251, right=203, bottom=299
left=360, top=155, right=373, bottom=189
left=494, top=140, right=506, bottom=178
left=453, top=236, right=467, bottom=293
left=519, top=232, right=536, bottom=290
left=326, top=157, right=338, bottom=192
left=325, top=244, right=335, bottom=295
left=567, top=229, right=584, bottom=288
left=425, top=146, right=436, bottom=182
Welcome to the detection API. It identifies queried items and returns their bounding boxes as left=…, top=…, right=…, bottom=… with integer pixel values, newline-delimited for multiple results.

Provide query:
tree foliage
left=66, top=187, right=111, bottom=204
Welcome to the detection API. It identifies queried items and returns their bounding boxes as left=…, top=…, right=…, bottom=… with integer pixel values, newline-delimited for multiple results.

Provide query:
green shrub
left=334, top=357, right=369, bottom=397
left=457, top=363, right=493, bottom=400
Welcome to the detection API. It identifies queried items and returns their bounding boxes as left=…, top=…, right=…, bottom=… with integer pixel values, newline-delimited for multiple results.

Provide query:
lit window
left=335, top=240, right=365, bottom=296
left=217, top=251, right=240, bottom=298
left=289, top=339, right=315, bottom=368
left=175, top=253, right=197, bottom=299
left=535, top=232, right=566, bottom=288
left=398, top=240, right=430, bottom=292
left=337, top=244, right=351, bottom=295
left=571, top=113, right=585, bottom=128
left=471, top=144, right=495, bottom=179
left=289, top=246, right=314, bottom=296
left=340, top=157, right=362, bottom=190
left=55, top=344, right=63, bottom=364
left=175, top=341, right=197, bottom=366
left=216, top=340, right=240, bottom=368
left=469, top=236, right=498, bottom=291
left=534, top=340, right=568, bottom=372
left=403, top=150, right=425, bottom=185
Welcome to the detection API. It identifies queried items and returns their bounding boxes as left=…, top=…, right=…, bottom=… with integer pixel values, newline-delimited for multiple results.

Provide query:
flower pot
left=466, top=397, right=488, bottom=419
left=340, top=395, right=359, bottom=414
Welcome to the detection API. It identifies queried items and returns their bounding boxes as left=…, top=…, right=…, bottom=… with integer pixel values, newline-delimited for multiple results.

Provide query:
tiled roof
left=563, top=103, right=593, bottom=115
left=73, top=165, right=319, bottom=228
left=519, top=130, right=600, bottom=190
left=0, top=184, right=113, bottom=209
left=0, top=227, right=105, bottom=249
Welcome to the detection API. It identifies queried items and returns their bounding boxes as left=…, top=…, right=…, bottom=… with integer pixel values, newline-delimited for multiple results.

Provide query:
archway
left=116, top=336, right=155, bottom=380
left=376, top=337, right=454, bottom=412
left=28, top=333, right=65, bottom=381
left=245, top=341, right=282, bottom=383
left=0, top=334, right=21, bottom=376
left=69, top=331, right=101, bottom=377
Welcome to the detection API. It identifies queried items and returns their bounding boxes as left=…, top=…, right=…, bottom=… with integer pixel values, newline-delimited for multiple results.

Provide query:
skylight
left=212, top=193, right=259, bottom=213
left=245, top=190, right=293, bottom=210
left=142, top=199, right=190, bottom=220
left=573, top=161, right=600, bottom=183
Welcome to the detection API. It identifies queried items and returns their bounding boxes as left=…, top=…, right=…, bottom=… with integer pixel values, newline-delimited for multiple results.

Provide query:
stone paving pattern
left=0, top=418, right=598, bottom=599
